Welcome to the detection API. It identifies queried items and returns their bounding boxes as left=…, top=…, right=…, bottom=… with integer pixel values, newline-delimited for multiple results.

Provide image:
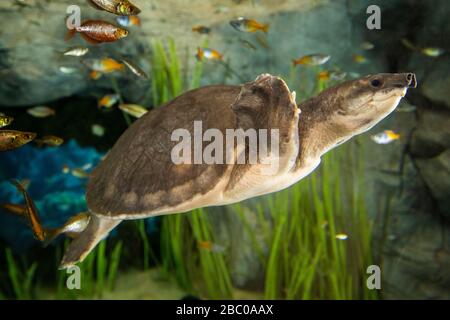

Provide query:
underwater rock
left=376, top=157, right=450, bottom=300
left=221, top=205, right=266, bottom=290
left=410, top=108, right=450, bottom=158
left=415, top=150, right=450, bottom=218
left=420, top=62, right=450, bottom=109
left=360, top=0, right=450, bottom=299
left=0, top=0, right=149, bottom=107
left=405, top=0, right=450, bottom=110
left=362, top=105, right=417, bottom=217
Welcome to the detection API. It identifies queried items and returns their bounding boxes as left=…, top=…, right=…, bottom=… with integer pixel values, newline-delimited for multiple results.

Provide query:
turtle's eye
left=370, top=79, right=382, bottom=88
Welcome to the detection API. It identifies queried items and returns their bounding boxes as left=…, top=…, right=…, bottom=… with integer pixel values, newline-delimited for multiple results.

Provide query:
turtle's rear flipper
left=59, top=215, right=121, bottom=269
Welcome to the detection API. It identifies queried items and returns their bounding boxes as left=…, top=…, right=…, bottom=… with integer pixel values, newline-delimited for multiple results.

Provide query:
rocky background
left=0, top=0, right=448, bottom=299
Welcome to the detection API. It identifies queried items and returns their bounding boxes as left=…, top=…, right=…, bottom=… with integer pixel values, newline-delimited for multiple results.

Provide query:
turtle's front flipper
left=59, top=215, right=121, bottom=269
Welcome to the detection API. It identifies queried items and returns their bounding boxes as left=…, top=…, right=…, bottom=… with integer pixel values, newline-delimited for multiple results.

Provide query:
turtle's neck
left=294, top=97, right=346, bottom=169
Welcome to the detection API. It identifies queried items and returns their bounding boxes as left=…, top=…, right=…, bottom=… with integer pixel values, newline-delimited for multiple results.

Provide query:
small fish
left=62, top=164, right=90, bottom=178
left=230, top=17, right=269, bottom=33
left=371, top=130, right=400, bottom=144
left=421, top=47, right=445, bottom=58
left=62, top=164, right=70, bottom=174
left=44, top=213, right=90, bottom=246
left=239, top=39, right=257, bottom=50
left=401, top=38, right=417, bottom=51
left=388, top=234, right=397, bottom=241
left=27, top=106, right=55, bottom=118
left=116, top=15, right=141, bottom=27
left=348, top=72, right=361, bottom=79
left=59, top=66, right=78, bottom=74
left=65, top=20, right=129, bottom=45
left=192, top=26, right=211, bottom=34
left=1, top=202, right=89, bottom=246
left=0, top=203, right=27, bottom=216
left=92, top=124, right=106, bottom=137
left=82, top=163, right=93, bottom=171
left=0, top=130, right=36, bottom=151
left=62, top=46, right=89, bottom=57
left=0, top=115, right=13, bottom=128
left=292, top=54, right=331, bottom=66
left=195, top=48, right=223, bottom=61
left=87, top=0, right=141, bottom=16
left=83, top=58, right=125, bottom=73
left=396, top=104, right=417, bottom=113
left=317, top=71, right=330, bottom=81
left=401, top=38, right=445, bottom=58
left=121, top=58, right=148, bottom=79
left=197, top=241, right=226, bottom=253
left=89, top=70, right=103, bottom=80
left=98, top=94, right=120, bottom=109
left=10, top=180, right=45, bottom=241
left=316, top=70, right=347, bottom=81
left=317, top=70, right=347, bottom=82
left=35, top=135, right=64, bottom=147
left=360, top=41, right=374, bottom=50
left=71, top=168, right=90, bottom=179
left=352, top=54, right=368, bottom=64
left=118, top=103, right=148, bottom=118
left=329, top=71, right=347, bottom=81
left=335, top=233, right=348, bottom=240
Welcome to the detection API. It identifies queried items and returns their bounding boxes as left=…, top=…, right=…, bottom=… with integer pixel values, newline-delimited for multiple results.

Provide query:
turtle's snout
left=405, top=73, right=417, bottom=88
left=383, top=73, right=417, bottom=89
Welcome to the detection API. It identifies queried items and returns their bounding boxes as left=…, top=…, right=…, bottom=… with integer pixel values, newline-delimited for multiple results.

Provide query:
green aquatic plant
left=150, top=37, right=208, bottom=101
left=188, top=209, right=234, bottom=299
left=255, top=142, right=377, bottom=299
left=4, top=248, right=38, bottom=299
left=136, top=220, right=160, bottom=270
left=107, top=240, right=123, bottom=290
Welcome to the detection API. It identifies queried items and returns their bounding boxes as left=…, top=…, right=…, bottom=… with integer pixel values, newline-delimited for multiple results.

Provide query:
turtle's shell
left=86, top=85, right=240, bottom=218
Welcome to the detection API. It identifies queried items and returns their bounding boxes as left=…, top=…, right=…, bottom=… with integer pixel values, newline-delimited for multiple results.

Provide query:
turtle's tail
left=59, top=215, right=121, bottom=269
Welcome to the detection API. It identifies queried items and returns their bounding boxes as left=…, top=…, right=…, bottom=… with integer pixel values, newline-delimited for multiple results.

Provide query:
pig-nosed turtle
left=59, top=72, right=416, bottom=268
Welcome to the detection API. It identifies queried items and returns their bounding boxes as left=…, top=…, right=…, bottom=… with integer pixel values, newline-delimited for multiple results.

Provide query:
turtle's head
left=297, top=73, right=416, bottom=159
left=326, top=73, right=416, bottom=135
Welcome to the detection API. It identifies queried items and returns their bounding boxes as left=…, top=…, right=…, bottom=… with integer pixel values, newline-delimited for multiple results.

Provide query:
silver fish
left=118, top=103, right=148, bottom=118
left=122, top=58, right=148, bottom=79
left=27, top=106, right=55, bottom=118
left=63, top=46, right=89, bottom=57
left=59, top=66, right=78, bottom=74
